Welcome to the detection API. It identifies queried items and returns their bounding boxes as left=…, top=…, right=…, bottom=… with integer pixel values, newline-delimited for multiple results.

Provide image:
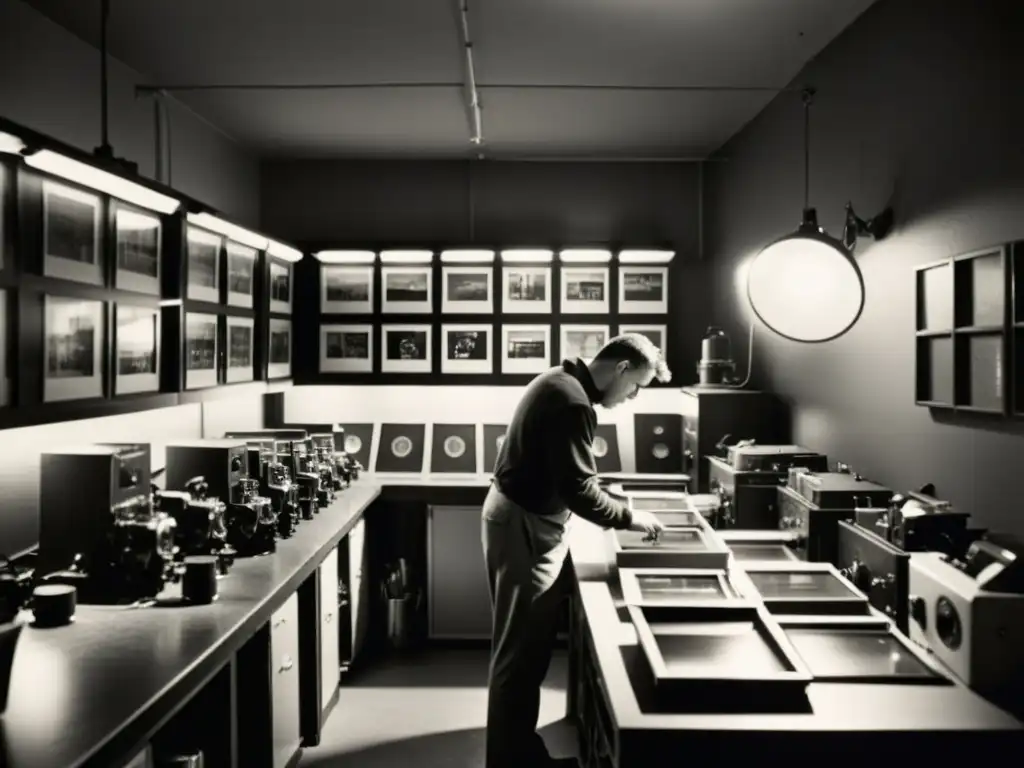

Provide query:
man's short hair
left=593, top=333, right=672, bottom=383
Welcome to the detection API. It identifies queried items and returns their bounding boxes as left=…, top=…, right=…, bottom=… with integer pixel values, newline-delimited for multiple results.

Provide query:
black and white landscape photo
left=270, top=261, right=293, bottom=313
left=115, top=207, right=161, bottom=295
left=442, top=267, right=493, bottom=313
left=268, top=318, right=292, bottom=378
left=619, top=266, right=668, bottom=313
left=382, top=267, right=432, bottom=313
left=227, top=244, right=257, bottom=308
left=502, top=266, right=551, bottom=314
left=382, top=324, right=432, bottom=373
left=186, top=227, right=221, bottom=303
left=43, top=295, right=104, bottom=402
left=185, top=312, right=218, bottom=389
left=43, top=181, right=102, bottom=286
left=502, top=325, right=550, bottom=374
left=321, top=265, right=373, bottom=313
left=319, top=323, right=372, bottom=373
left=115, top=305, right=159, bottom=395
left=561, top=267, right=609, bottom=314
left=226, top=316, right=255, bottom=382
left=442, top=324, right=492, bottom=374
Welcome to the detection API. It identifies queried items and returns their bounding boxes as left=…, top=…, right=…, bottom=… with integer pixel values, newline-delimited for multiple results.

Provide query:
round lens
left=154, top=517, right=177, bottom=558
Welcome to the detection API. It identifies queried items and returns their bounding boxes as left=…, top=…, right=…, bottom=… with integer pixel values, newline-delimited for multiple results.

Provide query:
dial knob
left=909, top=594, right=927, bottom=630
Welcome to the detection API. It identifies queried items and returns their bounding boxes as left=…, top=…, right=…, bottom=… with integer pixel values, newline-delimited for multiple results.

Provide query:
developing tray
left=737, top=562, right=870, bottom=616
left=619, top=568, right=739, bottom=607
left=613, top=525, right=730, bottom=570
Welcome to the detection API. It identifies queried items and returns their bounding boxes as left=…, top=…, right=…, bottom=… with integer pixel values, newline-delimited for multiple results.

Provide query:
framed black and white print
left=618, top=323, right=667, bottom=353
left=560, top=324, right=610, bottom=364
left=42, top=181, right=103, bottom=286
left=184, top=312, right=218, bottom=390
left=268, top=318, right=292, bottom=379
left=114, top=305, right=159, bottom=395
left=619, top=266, right=668, bottom=313
left=382, top=324, right=432, bottom=373
left=114, top=205, right=161, bottom=295
left=269, top=260, right=293, bottom=314
left=501, top=324, right=551, bottom=374
left=441, top=324, right=492, bottom=374
left=560, top=266, right=609, bottom=314
left=186, top=226, right=222, bottom=303
left=502, top=266, right=551, bottom=314
left=43, top=295, right=105, bottom=402
left=0, top=290, right=8, bottom=406
left=321, top=265, right=373, bottom=314
left=226, top=242, right=257, bottom=308
left=320, top=323, right=372, bottom=373
left=381, top=266, right=432, bottom=314
left=225, top=315, right=255, bottom=383
left=441, top=266, right=493, bottom=314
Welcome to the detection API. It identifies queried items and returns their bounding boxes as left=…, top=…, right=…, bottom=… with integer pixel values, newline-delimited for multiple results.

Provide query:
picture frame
left=0, top=163, right=6, bottom=272
left=560, top=324, right=610, bottom=363
left=560, top=266, right=609, bottom=314
left=618, top=323, right=667, bottom=353
left=441, top=324, right=493, bottom=374
left=502, top=266, right=551, bottom=314
left=186, top=226, right=222, bottom=303
left=43, top=295, right=105, bottom=403
left=381, top=266, right=432, bottom=314
left=42, top=181, right=103, bottom=286
left=269, top=259, right=293, bottom=314
left=114, top=204, right=161, bottom=295
left=184, top=312, right=218, bottom=390
left=501, top=324, right=551, bottom=374
left=267, top=318, right=292, bottom=379
left=321, top=265, right=373, bottom=314
left=0, top=290, right=8, bottom=407
left=320, top=323, right=373, bottom=373
left=114, top=304, right=160, bottom=395
left=225, top=315, right=255, bottom=383
left=619, top=266, right=669, bottom=314
left=226, top=242, right=258, bottom=309
left=382, top=323, right=432, bottom=373
left=441, top=266, right=493, bottom=314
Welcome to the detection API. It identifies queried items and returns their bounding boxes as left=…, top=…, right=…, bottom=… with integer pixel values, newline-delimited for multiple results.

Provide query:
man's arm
left=547, top=404, right=633, bottom=529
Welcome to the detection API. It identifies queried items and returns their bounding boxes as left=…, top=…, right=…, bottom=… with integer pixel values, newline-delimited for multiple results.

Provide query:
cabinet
left=319, top=554, right=341, bottom=711
left=270, top=593, right=302, bottom=768
left=340, top=518, right=369, bottom=667
left=427, top=505, right=491, bottom=639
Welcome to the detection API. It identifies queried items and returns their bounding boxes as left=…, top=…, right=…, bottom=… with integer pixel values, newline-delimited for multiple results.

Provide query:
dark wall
left=706, top=0, right=1024, bottom=533
left=262, top=160, right=710, bottom=385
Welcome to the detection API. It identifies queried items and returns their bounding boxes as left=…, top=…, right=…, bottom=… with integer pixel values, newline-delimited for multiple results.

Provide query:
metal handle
left=279, top=655, right=293, bottom=672
left=325, top=611, right=333, bottom=623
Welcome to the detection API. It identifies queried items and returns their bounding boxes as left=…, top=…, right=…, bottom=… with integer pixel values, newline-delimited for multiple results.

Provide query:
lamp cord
left=801, top=87, right=815, bottom=210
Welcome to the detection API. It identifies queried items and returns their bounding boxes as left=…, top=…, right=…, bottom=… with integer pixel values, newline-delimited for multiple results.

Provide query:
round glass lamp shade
left=746, top=229, right=865, bottom=343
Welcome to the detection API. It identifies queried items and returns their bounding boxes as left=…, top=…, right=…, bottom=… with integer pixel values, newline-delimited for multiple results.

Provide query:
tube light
left=24, top=149, right=181, bottom=215
left=0, top=131, right=26, bottom=154
left=618, top=249, right=675, bottom=264
left=186, top=212, right=268, bottom=251
left=500, top=249, right=554, bottom=263
left=315, top=250, right=376, bottom=264
left=380, top=250, right=433, bottom=264
left=440, top=249, right=495, bottom=264
left=559, top=249, right=612, bottom=263
left=267, top=239, right=304, bottom=263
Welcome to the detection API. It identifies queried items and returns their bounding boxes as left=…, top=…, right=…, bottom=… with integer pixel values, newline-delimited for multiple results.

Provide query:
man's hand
left=627, top=508, right=665, bottom=540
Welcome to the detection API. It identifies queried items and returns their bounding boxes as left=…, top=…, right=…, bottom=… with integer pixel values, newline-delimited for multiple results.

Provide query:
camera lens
left=154, top=516, right=177, bottom=558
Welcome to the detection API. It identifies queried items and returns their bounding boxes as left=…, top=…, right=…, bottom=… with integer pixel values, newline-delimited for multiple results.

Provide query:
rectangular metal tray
left=779, top=619, right=951, bottom=684
left=620, top=568, right=739, bottom=606
left=627, top=602, right=812, bottom=711
left=738, top=562, right=870, bottom=616
left=729, top=543, right=800, bottom=563
left=613, top=526, right=730, bottom=570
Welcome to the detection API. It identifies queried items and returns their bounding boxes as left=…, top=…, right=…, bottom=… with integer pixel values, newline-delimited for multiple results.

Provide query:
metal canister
left=701, top=327, right=731, bottom=361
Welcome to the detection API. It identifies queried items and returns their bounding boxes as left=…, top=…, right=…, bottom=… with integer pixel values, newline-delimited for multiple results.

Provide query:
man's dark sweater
left=492, top=359, right=633, bottom=530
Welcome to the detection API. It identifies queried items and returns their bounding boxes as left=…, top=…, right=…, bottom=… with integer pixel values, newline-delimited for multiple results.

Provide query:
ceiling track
left=135, top=82, right=801, bottom=94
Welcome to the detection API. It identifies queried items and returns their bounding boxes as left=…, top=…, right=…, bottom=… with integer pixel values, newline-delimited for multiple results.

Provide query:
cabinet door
left=270, top=593, right=302, bottom=768
left=428, top=505, right=491, bottom=639
left=319, top=552, right=341, bottom=711
left=348, top=518, right=369, bottom=660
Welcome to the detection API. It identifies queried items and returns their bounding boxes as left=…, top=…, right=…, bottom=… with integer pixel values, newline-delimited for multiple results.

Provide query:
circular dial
left=653, top=426, right=664, bottom=436
left=344, top=435, right=362, bottom=453
left=443, top=435, right=466, bottom=459
left=592, top=436, right=608, bottom=458
left=391, top=436, right=413, bottom=458
left=935, top=596, right=963, bottom=650
left=652, top=442, right=670, bottom=460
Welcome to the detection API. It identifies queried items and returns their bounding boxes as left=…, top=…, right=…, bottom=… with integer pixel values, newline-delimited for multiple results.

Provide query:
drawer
left=271, top=592, right=301, bottom=768
left=318, top=552, right=341, bottom=710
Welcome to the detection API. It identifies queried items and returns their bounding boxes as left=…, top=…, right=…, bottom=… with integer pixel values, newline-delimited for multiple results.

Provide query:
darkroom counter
left=1, top=484, right=380, bottom=768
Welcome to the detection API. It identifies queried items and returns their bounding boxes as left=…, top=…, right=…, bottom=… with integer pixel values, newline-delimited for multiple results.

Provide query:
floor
left=299, top=648, right=579, bottom=767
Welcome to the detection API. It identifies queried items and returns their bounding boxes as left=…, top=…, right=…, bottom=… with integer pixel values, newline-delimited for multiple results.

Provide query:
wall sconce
left=618, top=249, right=675, bottom=264
left=440, top=249, right=495, bottom=263
left=267, top=239, right=304, bottom=263
left=559, top=249, right=612, bottom=263
left=843, top=203, right=894, bottom=251
left=314, top=250, right=376, bottom=264
left=380, top=250, right=434, bottom=264
left=500, top=249, right=554, bottom=263
left=186, top=212, right=268, bottom=251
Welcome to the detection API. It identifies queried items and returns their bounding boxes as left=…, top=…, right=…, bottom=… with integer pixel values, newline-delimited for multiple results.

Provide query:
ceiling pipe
left=456, top=0, right=484, bottom=150
left=135, top=82, right=799, bottom=94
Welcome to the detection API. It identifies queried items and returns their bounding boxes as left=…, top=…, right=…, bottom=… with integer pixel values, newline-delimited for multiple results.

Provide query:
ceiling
left=21, top=0, right=879, bottom=160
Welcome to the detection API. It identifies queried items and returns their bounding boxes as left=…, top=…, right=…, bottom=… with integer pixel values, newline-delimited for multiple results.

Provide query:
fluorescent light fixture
left=0, top=131, right=26, bottom=154
left=186, top=212, right=267, bottom=251
left=24, top=148, right=181, bottom=215
left=440, top=249, right=495, bottom=264
left=315, top=250, right=376, bottom=264
left=380, top=249, right=433, bottom=264
left=267, top=239, right=304, bottom=263
left=618, top=250, right=676, bottom=264
left=559, top=249, right=612, bottom=263
left=500, top=249, right=554, bottom=263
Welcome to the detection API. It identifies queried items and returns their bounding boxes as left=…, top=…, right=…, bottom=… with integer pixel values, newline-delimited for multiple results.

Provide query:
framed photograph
left=43, top=295, right=105, bottom=402
left=269, top=260, right=293, bottom=314
left=320, top=323, right=372, bottom=373
left=560, top=324, right=610, bottom=363
left=618, top=323, right=667, bottom=352
left=502, top=266, right=551, bottom=314
left=619, top=266, right=668, bottom=313
left=321, top=265, right=373, bottom=314
left=225, top=315, right=255, bottom=383
left=382, top=324, right=432, bottom=373
left=442, top=266, right=493, bottom=314
left=42, top=181, right=103, bottom=286
left=114, top=305, right=159, bottom=395
left=268, top=318, right=292, bottom=379
left=114, top=205, right=161, bottom=295
left=186, top=226, right=221, bottom=303
left=441, top=324, right=492, bottom=374
left=560, top=267, right=609, bottom=314
left=501, top=324, right=551, bottom=374
left=0, top=290, right=8, bottom=406
left=381, top=266, right=432, bottom=314
left=184, top=312, right=218, bottom=390
left=226, top=243, right=257, bottom=309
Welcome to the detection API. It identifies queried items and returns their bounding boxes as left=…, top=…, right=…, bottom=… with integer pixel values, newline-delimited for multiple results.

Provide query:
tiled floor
left=300, top=648, right=579, bottom=767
